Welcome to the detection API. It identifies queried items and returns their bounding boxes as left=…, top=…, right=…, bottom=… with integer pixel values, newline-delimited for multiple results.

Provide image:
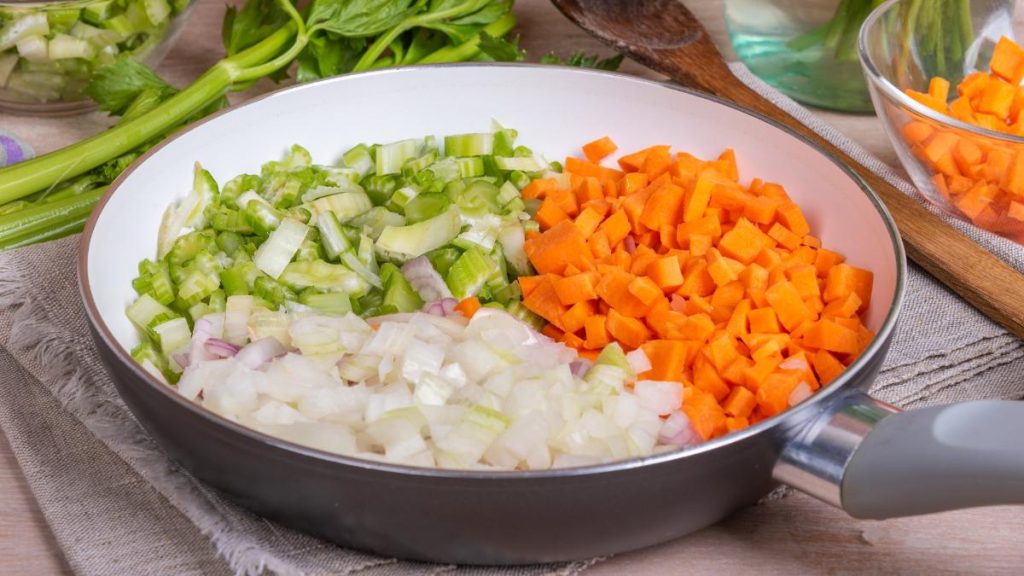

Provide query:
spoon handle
left=558, top=11, right=1024, bottom=339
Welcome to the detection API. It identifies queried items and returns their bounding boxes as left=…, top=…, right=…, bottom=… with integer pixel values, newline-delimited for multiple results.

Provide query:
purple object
left=0, top=131, right=33, bottom=167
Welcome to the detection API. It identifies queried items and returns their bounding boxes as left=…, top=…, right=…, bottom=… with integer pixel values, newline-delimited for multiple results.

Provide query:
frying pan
left=79, top=65, right=1024, bottom=564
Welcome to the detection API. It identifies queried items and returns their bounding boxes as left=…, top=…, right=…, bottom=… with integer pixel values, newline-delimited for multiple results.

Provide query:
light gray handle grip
left=841, top=399, right=1024, bottom=519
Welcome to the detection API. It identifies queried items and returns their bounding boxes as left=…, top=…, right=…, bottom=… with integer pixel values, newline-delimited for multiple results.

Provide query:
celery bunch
left=0, top=0, right=522, bottom=250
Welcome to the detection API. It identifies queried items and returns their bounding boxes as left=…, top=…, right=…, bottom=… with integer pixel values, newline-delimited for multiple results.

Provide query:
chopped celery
left=253, top=218, right=309, bottom=279
left=494, top=156, right=547, bottom=172
left=342, top=144, right=374, bottom=178
left=299, top=291, right=352, bottom=314
left=403, top=192, right=450, bottom=224
left=426, top=246, right=461, bottom=277
left=48, top=34, right=94, bottom=60
left=445, top=247, right=499, bottom=299
left=16, top=36, right=48, bottom=63
left=81, top=2, right=118, bottom=27
left=444, top=133, right=494, bottom=157
left=362, top=174, right=398, bottom=206
left=279, top=260, right=368, bottom=294
left=380, top=263, right=424, bottom=313
left=377, top=139, right=421, bottom=176
left=0, top=53, right=16, bottom=85
left=151, top=316, right=190, bottom=357
left=126, top=293, right=176, bottom=330
left=0, top=15, right=49, bottom=52
left=316, top=210, right=353, bottom=260
left=377, top=207, right=461, bottom=259
left=306, top=191, right=372, bottom=221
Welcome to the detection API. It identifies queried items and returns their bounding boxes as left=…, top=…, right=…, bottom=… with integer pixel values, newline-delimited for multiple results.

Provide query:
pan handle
left=773, top=391, right=1024, bottom=518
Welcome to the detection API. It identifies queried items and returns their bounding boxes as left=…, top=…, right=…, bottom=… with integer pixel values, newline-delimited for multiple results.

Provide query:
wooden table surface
left=2, top=1, right=1022, bottom=574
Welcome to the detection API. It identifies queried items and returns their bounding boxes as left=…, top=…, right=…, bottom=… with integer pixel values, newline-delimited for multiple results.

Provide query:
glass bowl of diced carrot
left=860, top=0, right=1024, bottom=243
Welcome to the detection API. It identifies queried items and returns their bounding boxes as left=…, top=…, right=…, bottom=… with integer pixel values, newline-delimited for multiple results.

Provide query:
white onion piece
left=789, top=382, right=813, bottom=406
left=659, top=411, right=698, bottom=447
left=402, top=256, right=452, bottom=302
left=236, top=337, right=287, bottom=369
left=626, top=348, right=652, bottom=375
left=634, top=380, right=683, bottom=416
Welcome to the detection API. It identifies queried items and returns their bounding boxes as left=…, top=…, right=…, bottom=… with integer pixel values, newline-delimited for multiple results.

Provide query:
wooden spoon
left=551, top=0, right=1024, bottom=339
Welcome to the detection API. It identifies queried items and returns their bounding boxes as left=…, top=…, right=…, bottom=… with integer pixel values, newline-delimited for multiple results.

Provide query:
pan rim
left=79, top=62, right=908, bottom=480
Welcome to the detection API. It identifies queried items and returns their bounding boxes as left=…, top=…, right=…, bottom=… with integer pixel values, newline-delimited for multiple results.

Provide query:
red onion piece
left=422, top=300, right=446, bottom=316
left=623, top=235, right=637, bottom=254
left=204, top=338, right=241, bottom=358
left=172, top=351, right=190, bottom=370
left=670, top=294, right=686, bottom=312
left=236, top=337, right=287, bottom=369
left=187, top=317, right=219, bottom=367
left=402, top=256, right=453, bottom=302
left=439, top=298, right=458, bottom=316
left=569, top=358, right=593, bottom=378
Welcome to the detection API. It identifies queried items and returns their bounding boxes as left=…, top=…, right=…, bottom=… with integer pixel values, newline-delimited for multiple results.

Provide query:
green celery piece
left=177, top=268, right=220, bottom=306
left=207, top=289, right=227, bottom=313
left=220, top=174, right=261, bottom=208
left=307, top=190, right=373, bottom=221
left=354, top=289, right=384, bottom=316
left=126, top=293, right=177, bottom=330
left=376, top=207, right=461, bottom=259
left=47, top=9, right=82, bottom=34
left=445, top=247, right=499, bottom=299
left=451, top=180, right=500, bottom=216
left=403, top=192, right=450, bottom=224
left=380, top=262, right=424, bottom=313
left=348, top=206, right=404, bottom=240
left=387, top=185, right=419, bottom=213
left=299, top=290, right=352, bottom=314
left=492, top=127, right=517, bottom=157
left=456, top=157, right=485, bottom=178
left=216, top=231, right=244, bottom=255
left=279, top=260, right=368, bottom=294
left=377, top=138, right=421, bottom=176
left=254, top=275, right=296, bottom=308
left=508, top=170, right=531, bottom=190
left=591, top=343, right=633, bottom=378
left=241, top=193, right=284, bottom=236
left=316, top=210, right=353, bottom=260
left=82, top=1, right=119, bottom=26
left=444, top=132, right=494, bottom=157
left=425, top=246, right=461, bottom=277
left=361, top=174, right=399, bottom=206
left=342, top=143, right=374, bottom=177
left=130, top=340, right=165, bottom=369
left=166, top=229, right=216, bottom=266
left=220, top=261, right=261, bottom=296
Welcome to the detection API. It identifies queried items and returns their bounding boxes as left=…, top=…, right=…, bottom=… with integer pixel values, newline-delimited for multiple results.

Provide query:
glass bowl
left=0, top=0, right=195, bottom=116
left=860, top=0, right=1024, bottom=243
left=724, top=0, right=875, bottom=112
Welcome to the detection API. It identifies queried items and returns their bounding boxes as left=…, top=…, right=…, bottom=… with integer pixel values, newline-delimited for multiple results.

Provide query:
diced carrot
left=743, top=195, right=779, bottom=225
left=454, top=296, right=482, bottom=318
left=694, top=356, right=730, bottom=401
left=596, top=270, right=652, bottom=318
left=813, top=248, right=845, bottom=277
left=582, top=136, right=618, bottom=163
left=561, top=331, right=585, bottom=349
left=640, top=183, right=686, bottom=230
left=902, top=121, right=934, bottom=145
left=928, top=77, right=950, bottom=103
left=786, top=265, right=820, bottom=299
left=647, top=256, right=684, bottom=289
left=748, top=308, right=780, bottom=334
left=683, top=388, right=727, bottom=440
left=688, top=234, right=712, bottom=257
left=561, top=300, right=597, bottom=334
left=521, top=178, right=559, bottom=200
left=756, top=371, right=801, bottom=417
left=565, top=156, right=623, bottom=182
left=765, top=280, right=813, bottom=331
left=977, top=77, right=1017, bottom=119
left=822, top=291, right=862, bottom=319
left=524, top=277, right=568, bottom=330
left=726, top=299, right=752, bottom=338
left=575, top=177, right=604, bottom=205
left=541, top=324, right=564, bottom=340
left=583, top=315, right=610, bottom=350
left=575, top=206, right=605, bottom=238
left=812, top=349, right=846, bottom=385
left=518, top=275, right=544, bottom=299
left=775, top=202, right=811, bottom=236
left=535, top=198, right=570, bottom=229
left=525, top=220, right=593, bottom=275
left=641, top=145, right=673, bottom=178
left=722, top=386, right=756, bottom=418
left=606, top=309, right=651, bottom=349
left=718, top=218, right=769, bottom=264
left=628, top=276, right=663, bottom=306
left=802, top=319, right=860, bottom=355
left=553, top=273, right=599, bottom=306
left=640, top=340, right=689, bottom=381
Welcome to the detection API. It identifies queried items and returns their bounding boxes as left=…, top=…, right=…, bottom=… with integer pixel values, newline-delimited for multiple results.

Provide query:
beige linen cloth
left=0, top=65, right=1022, bottom=576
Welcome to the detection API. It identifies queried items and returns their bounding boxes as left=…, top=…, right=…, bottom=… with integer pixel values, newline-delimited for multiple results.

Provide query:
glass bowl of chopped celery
left=0, top=0, right=194, bottom=115
left=860, top=0, right=1024, bottom=243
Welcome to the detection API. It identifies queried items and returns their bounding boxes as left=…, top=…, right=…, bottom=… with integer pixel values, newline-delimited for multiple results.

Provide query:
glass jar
left=0, top=0, right=195, bottom=116
left=724, top=0, right=876, bottom=112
